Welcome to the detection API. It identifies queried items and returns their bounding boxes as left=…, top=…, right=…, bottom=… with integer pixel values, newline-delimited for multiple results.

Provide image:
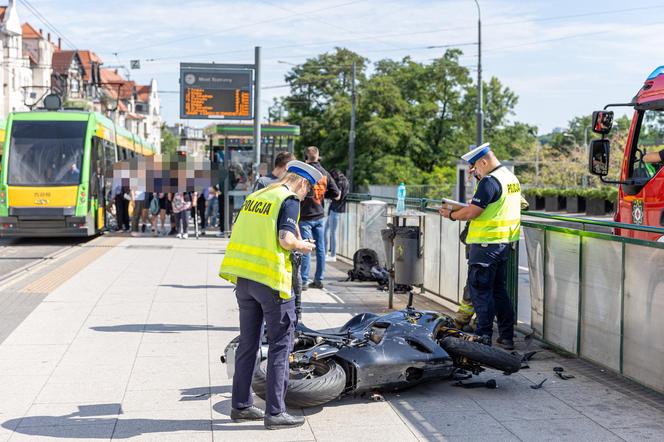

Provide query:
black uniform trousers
left=467, top=243, right=514, bottom=340
left=232, top=277, right=296, bottom=416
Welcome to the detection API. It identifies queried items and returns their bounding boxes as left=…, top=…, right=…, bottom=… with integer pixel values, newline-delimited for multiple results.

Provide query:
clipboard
left=441, top=198, right=468, bottom=211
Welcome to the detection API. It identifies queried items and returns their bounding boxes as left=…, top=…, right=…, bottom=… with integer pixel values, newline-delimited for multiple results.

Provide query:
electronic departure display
left=180, top=63, right=253, bottom=120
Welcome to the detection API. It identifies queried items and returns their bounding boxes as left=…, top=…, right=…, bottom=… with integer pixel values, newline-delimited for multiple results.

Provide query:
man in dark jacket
left=299, top=146, right=340, bottom=290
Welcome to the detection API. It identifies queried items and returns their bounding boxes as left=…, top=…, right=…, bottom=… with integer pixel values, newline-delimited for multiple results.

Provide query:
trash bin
left=393, top=226, right=423, bottom=286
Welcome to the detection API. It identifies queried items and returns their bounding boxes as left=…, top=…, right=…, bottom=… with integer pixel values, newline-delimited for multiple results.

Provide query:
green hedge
left=522, top=187, right=618, bottom=201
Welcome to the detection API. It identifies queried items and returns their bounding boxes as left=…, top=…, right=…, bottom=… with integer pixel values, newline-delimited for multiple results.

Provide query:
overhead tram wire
left=111, top=0, right=370, bottom=55
left=256, top=0, right=403, bottom=50
left=18, top=0, right=78, bottom=49
left=108, top=3, right=664, bottom=63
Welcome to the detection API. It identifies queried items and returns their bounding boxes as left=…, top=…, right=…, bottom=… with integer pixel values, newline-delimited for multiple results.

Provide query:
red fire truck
left=589, top=66, right=664, bottom=241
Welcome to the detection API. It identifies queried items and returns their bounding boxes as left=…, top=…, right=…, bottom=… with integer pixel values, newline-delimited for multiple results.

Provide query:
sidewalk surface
left=0, top=234, right=663, bottom=441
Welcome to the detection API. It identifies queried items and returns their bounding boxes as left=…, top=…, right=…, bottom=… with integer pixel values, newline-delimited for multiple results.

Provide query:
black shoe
left=264, top=412, right=305, bottom=430
left=309, top=280, right=324, bottom=289
left=496, top=337, right=515, bottom=350
left=231, top=406, right=265, bottom=422
left=141, top=224, right=146, bottom=233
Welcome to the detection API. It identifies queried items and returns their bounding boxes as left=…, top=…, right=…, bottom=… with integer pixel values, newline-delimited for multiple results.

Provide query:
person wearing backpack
left=325, top=169, right=349, bottom=262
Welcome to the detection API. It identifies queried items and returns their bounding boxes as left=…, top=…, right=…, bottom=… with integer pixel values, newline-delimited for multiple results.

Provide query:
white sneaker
left=325, top=256, right=337, bottom=262
left=183, top=233, right=189, bottom=239
left=176, top=233, right=182, bottom=239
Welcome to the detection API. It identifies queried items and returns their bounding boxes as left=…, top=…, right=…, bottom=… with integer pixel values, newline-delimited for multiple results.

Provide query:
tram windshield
left=7, top=121, right=86, bottom=186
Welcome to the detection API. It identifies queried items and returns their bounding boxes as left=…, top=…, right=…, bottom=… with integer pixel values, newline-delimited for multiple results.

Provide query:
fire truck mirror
left=591, top=110, right=614, bottom=135
left=589, top=139, right=610, bottom=177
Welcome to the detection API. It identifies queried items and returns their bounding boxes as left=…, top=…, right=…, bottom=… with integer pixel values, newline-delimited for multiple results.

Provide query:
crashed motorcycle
left=222, top=306, right=522, bottom=408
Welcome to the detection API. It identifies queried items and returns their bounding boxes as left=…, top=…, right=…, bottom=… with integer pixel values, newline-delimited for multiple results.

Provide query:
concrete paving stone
left=121, top=388, right=214, bottom=413
left=300, top=397, right=402, bottom=427
left=18, top=403, right=122, bottom=428
left=113, top=430, right=212, bottom=441
left=47, top=362, right=133, bottom=384
left=2, top=326, right=81, bottom=346
left=138, top=341, right=210, bottom=358
left=546, top=384, right=632, bottom=407
left=9, top=422, right=116, bottom=441
left=417, top=431, right=519, bottom=442
left=573, top=397, right=664, bottom=429
left=391, top=409, right=506, bottom=438
left=212, top=419, right=315, bottom=441
left=0, top=343, right=68, bottom=360
left=0, top=358, right=59, bottom=377
left=0, top=425, right=14, bottom=442
left=126, top=366, right=209, bottom=391
left=609, top=422, right=664, bottom=441
left=111, top=409, right=212, bottom=439
left=314, top=424, right=417, bottom=442
left=34, top=379, right=128, bottom=404
left=474, top=395, right=582, bottom=421
left=501, top=417, right=623, bottom=441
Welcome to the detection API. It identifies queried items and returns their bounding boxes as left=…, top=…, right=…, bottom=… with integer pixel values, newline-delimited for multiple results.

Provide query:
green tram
left=0, top=111, right=155, bottom=237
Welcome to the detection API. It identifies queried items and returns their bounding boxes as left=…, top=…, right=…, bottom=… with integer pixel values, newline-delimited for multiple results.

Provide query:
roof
left=78, top=50, right=102, bottom=82
left=52, top=50, right=80, bottom=75
left=21, top=22, right=41, bottom=39
left=136, top=85, right=151, bottom=102
left=100, top=68, right=134, bottom=100
left=0, top=7, right=6, bottom=23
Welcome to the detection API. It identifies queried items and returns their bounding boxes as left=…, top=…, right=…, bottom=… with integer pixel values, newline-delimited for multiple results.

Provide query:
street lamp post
left=348, top=61, right=356, bottom=192
left=474, top=0, right=483, bottom=146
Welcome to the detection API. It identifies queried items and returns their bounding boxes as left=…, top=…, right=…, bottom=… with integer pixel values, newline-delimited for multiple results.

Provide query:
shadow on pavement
left=181, top=385, right=231, bottom=401
left=159, top=284, right=234, bottom=289
left=89, top=324, right=238, bottom=333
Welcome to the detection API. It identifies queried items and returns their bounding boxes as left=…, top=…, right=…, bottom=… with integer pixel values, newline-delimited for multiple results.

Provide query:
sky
left=16, top=0, right=664, bottom=135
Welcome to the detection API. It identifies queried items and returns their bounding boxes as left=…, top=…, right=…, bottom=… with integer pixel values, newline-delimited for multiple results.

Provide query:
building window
left=71, top=79, right=79, bottom=93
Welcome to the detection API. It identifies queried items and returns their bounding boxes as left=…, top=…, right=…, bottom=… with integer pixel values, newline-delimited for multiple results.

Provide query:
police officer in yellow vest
left=220, top=160, right=320, bottom=430
left=439, top=143, right=521, bottom=350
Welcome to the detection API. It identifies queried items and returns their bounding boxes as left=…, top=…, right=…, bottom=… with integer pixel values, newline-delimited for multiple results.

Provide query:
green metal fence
left=522, top=211, right=664, bottom=394
left=340, top=194, right=664, bottom=395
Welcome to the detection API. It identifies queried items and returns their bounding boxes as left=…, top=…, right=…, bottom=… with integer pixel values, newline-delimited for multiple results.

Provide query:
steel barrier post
left=507, top=240, right=519, bottom=322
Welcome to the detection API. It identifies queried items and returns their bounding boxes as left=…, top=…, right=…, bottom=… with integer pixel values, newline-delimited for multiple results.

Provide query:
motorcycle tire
left=253, top=358, right=346, bottom=408
left=440, top=337, right=521, bottom=373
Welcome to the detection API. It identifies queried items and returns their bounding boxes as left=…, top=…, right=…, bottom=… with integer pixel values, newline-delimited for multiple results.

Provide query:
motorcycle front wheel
left=253, top=358, right=347, bottom=408
left=440, top=337, right=521, bottom=373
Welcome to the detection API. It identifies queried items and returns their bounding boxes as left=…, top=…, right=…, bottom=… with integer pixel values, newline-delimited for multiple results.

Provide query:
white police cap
left=286, top=160, right=323, bottom=185
left=461, top=142, right=491, bottom=165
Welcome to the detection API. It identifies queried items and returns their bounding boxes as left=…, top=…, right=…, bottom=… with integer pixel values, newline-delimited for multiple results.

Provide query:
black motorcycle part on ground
left=252, top=358, right=347, bottom=408
left=333, top=310, right=456, bottom=393
left=440, top=337, right=522, bottom=373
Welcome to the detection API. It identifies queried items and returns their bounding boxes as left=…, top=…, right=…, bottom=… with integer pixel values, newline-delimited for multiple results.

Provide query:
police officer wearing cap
left=439, top=143, right=521, bottom=350
left=220, top=160, right=322, bottom=430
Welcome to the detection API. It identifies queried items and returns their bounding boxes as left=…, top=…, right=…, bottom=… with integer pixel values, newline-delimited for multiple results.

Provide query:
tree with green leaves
left=160, top=124, right=178, bottom=155
left=275, top=47, right=537, bottom=189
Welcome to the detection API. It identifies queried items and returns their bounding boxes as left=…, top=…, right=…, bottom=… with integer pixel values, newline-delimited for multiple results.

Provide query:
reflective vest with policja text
left=219, top=185, right=298, bottom=300
left=466, top=166, right=521, bottom=244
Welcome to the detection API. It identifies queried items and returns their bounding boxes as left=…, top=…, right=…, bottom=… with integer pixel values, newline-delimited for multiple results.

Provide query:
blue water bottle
left=396, top=182, right=406, bottom=214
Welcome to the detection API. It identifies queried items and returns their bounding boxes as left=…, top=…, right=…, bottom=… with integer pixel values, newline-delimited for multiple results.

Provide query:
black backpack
left=347, top=249, right=380, bottom=281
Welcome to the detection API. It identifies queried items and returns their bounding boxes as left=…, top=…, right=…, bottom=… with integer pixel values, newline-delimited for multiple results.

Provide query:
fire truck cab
left=589, top=66, right=664, bottom=241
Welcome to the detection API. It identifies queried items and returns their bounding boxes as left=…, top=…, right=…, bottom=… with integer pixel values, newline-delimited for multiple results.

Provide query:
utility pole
left=474, top=0, right=483, bottom=146
left=253, top=46, right=262, bottom=184
left=347, top=61, right=357, bottom=192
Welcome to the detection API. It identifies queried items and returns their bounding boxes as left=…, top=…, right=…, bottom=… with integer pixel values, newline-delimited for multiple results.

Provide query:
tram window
left=8, top=121, right=86, bottom=186
left=103, top=139, right=116, bottom=172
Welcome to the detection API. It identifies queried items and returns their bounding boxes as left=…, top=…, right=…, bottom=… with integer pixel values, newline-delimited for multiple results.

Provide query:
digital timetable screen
left=180, top=64, right=253, bottom=120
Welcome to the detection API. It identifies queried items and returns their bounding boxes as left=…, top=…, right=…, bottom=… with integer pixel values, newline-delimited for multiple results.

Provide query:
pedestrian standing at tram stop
left=438, top=143, right=521, bottom=350
left=219, top=160, right=320, bottom=430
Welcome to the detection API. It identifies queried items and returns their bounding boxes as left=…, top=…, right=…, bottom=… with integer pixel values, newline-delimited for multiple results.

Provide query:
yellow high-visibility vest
left=466, top=167, right=521, bottom=244
left=219, top=185, right=298, bottom=299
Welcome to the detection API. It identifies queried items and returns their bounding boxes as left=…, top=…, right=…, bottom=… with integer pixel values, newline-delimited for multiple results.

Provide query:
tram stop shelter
left=208, top=122, right=300, bottom=232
